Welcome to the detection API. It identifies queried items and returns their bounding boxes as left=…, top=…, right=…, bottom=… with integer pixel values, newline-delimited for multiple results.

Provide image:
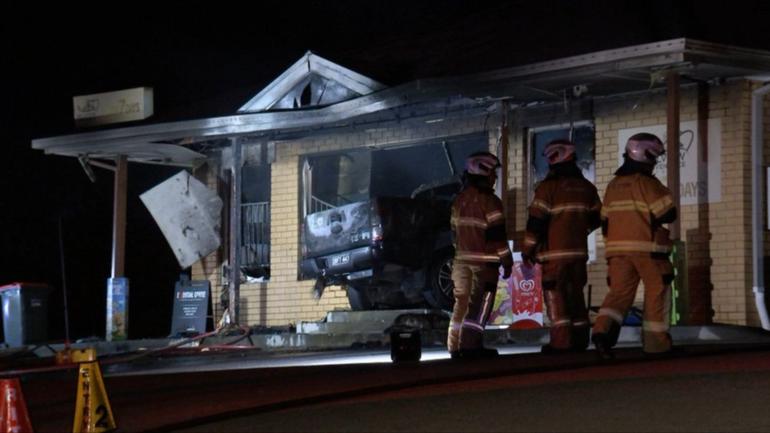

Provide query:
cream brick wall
left=511, top=81, right=768, bottom=325
left=191, top=160, right=226, bottom=321
left=594, top=82, right=759, bottom=325
left=203, top=109, right=502, bottom=326
left=506, top=80, right=765, bottom=326
left=199, top=80, right=769, bottom=328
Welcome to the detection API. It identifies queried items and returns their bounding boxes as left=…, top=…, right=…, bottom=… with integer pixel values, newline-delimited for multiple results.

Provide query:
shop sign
left=618, top=119, right=722, bottom=204
left=489, top=253, right=543, bottom=329
left=73, top=87, right=153, bottom=126
left=170, top=277, right=210, bottom=337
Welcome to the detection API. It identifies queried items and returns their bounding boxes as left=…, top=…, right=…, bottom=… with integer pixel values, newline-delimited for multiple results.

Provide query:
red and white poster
left=488, top=253, right=543, bottom=329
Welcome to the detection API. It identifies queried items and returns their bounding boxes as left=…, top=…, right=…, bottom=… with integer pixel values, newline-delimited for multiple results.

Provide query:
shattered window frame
left=240, top=146, right=272, bottom=280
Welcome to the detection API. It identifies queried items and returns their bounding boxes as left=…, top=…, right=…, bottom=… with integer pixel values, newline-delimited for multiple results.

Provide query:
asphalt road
left=176, top=349, right=770, bottom=433
left=17, top=343, right=770, bottom=432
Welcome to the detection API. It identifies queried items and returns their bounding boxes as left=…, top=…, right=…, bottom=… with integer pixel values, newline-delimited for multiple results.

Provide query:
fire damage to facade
left=32, top=39, right=770, bottom=332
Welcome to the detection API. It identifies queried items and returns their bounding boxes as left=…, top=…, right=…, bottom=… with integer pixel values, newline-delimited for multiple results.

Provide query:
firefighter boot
left=540, top=344, right=571, bottom=355
left=462, top=347, right=499, bottom=359
left=570, top=325, right=590, bottom=353
left=591, top=332, right=615, bottom=360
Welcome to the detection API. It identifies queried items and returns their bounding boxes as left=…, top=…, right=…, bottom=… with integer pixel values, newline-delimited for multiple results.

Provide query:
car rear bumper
left=301, top=246, right=375, bottom=281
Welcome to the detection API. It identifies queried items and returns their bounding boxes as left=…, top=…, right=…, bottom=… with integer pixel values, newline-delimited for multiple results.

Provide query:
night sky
left=3, top=1, right=770, bottom=341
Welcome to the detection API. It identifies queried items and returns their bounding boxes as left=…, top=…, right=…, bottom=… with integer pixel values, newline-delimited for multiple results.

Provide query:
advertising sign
left=106, top=277, right=129, bottom=341
left=618, top=119, right=722, bottom=204
left=170, top=276, right=210, bottom=337
left=488, top=253, right=543, bottom=328
left=73, top=87, right=153, bottom=127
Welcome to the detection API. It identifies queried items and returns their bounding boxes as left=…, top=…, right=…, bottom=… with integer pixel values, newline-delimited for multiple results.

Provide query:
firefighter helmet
left=465, top=151, right=501, bottom=177
left=543, top=139, right=576, bottom=165
left=625, top=133, right=665, bottom=164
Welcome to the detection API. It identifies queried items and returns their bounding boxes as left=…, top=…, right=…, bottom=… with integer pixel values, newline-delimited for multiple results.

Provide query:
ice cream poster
left=488, top=253, right=543, bottom=328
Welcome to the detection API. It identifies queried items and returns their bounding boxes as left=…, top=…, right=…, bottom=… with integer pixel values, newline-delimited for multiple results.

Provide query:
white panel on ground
left=140, top=171, right=222, bottom=268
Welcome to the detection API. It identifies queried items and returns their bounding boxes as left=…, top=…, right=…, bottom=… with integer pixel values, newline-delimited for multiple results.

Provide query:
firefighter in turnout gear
left=592, top=132, right=677, bottom=359
left=448, top=151, right=513, bottom=359
left=524, top=139, right=601, bottom=353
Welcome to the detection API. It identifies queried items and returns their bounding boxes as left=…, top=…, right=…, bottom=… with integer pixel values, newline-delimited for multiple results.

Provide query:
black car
left=300, top=179, right=461, bottom=310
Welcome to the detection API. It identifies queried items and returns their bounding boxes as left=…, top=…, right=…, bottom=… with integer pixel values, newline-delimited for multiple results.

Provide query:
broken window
left=303, top=150, right=371, bottom=214
left=276, top=74, right=361, bottom=110
left=301, top=134, right=488, bottom=218
left=241, top=146, right=272, bottom=279
left=530, top=123, right=595, bottom=185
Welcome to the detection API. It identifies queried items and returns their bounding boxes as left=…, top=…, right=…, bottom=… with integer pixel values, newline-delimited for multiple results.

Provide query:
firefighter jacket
left=524, top=162, right=602, bottom=263
left=451, top=181, right=513, bottom=270
left=601, top=160, right=677, bottom=257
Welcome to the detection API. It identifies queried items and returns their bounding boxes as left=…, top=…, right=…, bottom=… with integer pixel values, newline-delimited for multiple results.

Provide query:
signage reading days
left=618, top=119, right=722, bottom=205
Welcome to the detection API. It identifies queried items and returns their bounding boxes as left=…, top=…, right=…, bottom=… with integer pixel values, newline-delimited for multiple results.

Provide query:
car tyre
left=347, top=284, right=373, bottom=311
left=429, top=249, right=455, bottom=311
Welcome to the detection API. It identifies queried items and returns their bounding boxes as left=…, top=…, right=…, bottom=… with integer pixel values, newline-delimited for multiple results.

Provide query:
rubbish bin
left=389, top=325, right=421, bottom=362
left=0, top=282, right=51, bottom=347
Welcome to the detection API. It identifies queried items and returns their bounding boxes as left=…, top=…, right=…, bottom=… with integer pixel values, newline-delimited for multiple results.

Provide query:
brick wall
left=593, top=81, right=759, bottom=325
left=507, top=80, right=764, bottom=326
left=190, top=161, right=226, bottom=322
left=197, top=79, right=769, bottom=328
left=203, top=108, right=501, bottom=326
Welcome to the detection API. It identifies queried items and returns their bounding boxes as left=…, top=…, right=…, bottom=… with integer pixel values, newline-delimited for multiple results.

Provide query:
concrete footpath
left=4, top=308, right=770, bottom=361
left=1, top=317, right=770, bottom=432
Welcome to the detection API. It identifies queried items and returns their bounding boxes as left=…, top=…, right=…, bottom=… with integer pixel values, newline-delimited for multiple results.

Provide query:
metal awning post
left=106, top=155, right=129, bottom=341
left=228, top=138, right=243, bottom=325
left=666, top=71, right=689, bottom=325
left=111, top=155, right=128, bottom=278
left=499, top=100, right=510, bottom=200
left=666, top=71, right=681, bottom=240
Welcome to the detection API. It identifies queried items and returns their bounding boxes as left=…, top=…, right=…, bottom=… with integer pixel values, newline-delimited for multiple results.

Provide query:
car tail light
left=372, top=225, right=383, bottom=242
left=371, top=200, right=383, bottom=242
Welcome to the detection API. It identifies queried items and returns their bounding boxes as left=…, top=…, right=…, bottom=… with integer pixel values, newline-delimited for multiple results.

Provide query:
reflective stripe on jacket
left=451, top=184, right=513, bottom=269
left=524, top=167, right=601, bottom=263
left=602, top=172, right=675, bottom=257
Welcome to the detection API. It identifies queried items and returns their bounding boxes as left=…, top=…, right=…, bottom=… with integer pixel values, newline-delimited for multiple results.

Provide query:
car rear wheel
left=429, top=250, right=455, bottom=311
left=347, top=284, right=373, bottom=311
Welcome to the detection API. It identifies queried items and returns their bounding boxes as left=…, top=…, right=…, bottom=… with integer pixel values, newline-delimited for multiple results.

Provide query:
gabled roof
left=32, top=39, right=770, bottom=166
left=238, top=51, right=385, bottom=113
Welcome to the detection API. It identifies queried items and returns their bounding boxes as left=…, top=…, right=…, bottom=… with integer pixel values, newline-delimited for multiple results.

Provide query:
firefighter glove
left=502, top=265, right=512, bottom=279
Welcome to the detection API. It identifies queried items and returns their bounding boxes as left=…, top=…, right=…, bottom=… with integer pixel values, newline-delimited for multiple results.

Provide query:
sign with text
left=170, top=278, right=210, bottom=337
left=489, top=253, right=543, bottom=329
left=73, top=87, right=153, bottom=126
left=106, top=277, right=129, bottom=342
left=618, top=119, right=722, bottom=204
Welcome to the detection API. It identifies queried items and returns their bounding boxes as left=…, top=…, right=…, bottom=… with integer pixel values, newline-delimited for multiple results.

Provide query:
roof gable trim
left=238, top=51, right=385, bottom=113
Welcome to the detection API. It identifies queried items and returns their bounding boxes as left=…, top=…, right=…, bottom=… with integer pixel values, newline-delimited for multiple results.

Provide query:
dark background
left=3, top=0, right=770, bottom=341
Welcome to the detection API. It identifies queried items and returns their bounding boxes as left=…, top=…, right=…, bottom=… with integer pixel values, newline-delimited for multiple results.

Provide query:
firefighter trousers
left=593, top=256, right=674, bottom=353
left=447, top=262, right=499, bottom=352
left=541, top=260, right=590, bottom=350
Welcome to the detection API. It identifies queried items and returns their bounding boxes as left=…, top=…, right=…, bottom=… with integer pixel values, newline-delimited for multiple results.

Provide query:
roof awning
left=32, top=38, right=770, bottom=166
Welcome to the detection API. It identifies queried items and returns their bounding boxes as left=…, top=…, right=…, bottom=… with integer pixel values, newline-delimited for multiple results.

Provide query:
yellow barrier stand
left=72, top=349, right=116, bottom=433
left=56, top=347, right=98, bottom=365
